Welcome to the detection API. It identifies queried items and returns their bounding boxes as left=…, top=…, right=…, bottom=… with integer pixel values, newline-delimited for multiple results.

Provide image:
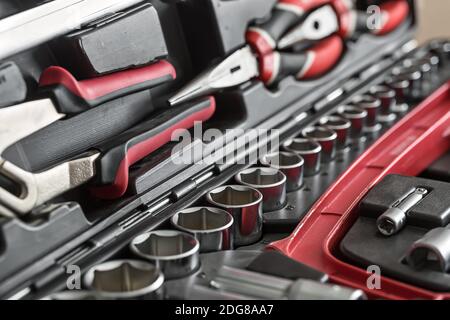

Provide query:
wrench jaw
left=0, top=153, right=100, bottom=216
left=0, top=160, right=39, bottom=216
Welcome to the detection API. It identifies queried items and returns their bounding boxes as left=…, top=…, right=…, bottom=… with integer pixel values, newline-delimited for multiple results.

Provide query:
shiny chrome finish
left=43, top=291, right=102, bottom=300
left=338, top=105, right=368, bottom=139
left=406, top=227, right=450, bottom=272
left=377, top=187, right=428, bottom=236
left=206, top=185, right=263, bottom=246
left=353, top=94, right=382, bottom=134
left=130, top=230, right=200, bottom=280
left=386, top=77, right=410, bottom=113
left=302, top=127, right=337, bottom=162
left=283, top=138, right=321, bottom=177
left=171, top=207, right=234, bottom=253
left=369, top=85, right=397, bottom=124
left=235, top=167, right=287, bottom=212
left=260, top=152, right=304, bottom=192
left=392, top=65, right=422, bottom=100
left=84, top=260, right=164, bottom=300
left=319, top=115, right=351, bottom=149
left=212, top=266, right=366, bottom=300
left=169, top=46, right=259, bottom=106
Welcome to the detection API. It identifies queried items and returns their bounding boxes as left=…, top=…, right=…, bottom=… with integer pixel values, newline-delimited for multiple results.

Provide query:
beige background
left=416, top=0, right=450, bottom=43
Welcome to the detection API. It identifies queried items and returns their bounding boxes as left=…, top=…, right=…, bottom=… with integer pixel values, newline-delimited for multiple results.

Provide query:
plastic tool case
left=1, top=0, right=448, bottom=300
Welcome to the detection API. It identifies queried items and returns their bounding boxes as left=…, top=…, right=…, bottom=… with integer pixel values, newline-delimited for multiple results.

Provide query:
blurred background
left=416, top=0, right=450, bottom=43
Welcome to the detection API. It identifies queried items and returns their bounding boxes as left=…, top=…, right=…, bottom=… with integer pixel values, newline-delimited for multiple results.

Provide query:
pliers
left=169, top=1, right=344, bottom=106
left=169, top=0, right=410, bottom=106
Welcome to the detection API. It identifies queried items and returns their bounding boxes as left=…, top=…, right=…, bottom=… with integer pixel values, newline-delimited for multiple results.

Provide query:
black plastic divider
left=0, top=203, right=91, bottom=285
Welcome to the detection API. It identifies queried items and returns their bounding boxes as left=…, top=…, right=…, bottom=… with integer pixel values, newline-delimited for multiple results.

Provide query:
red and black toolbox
left=0, top=0, right=449, bottom=300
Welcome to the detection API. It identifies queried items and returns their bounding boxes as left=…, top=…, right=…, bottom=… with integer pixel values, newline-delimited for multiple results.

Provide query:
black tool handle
left=38, top=60, right=176, bottom=115
left=90, top=96, right=216, bottom=199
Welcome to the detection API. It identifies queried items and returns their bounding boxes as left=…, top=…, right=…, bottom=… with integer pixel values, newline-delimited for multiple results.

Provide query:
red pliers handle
left=258, top=35, right=344, bottom=84
left=246, top=0, right=331, bottom=56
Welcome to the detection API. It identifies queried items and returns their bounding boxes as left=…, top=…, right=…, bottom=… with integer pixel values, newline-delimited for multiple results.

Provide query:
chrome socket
left=171, top=207, right=234, bottom=253
left=392, top=65, right=422, bottom=101
left=377, top=187, right=428, bottom=236
left=406, top=227, right=450, bottom=272
left=319, top=115, right=351, bottom=149
left=84, top=259, right=164, bottom=300
left=386, top=77, right=410, bottom=113
left=302, top=126, right=338, bottom=162
left=130, top=230, right=200, bottom=280
left=283, top=138, right=322, bottom=177
left=430, top=40, right=450, bottom=66
left=206, top=185, right=263, bottom=246
left=235, top=167, right=287, bottom=212
left=352, top=94, right=382, bottom=134
left=260, top=152, right=304, bottom=192
left=369, top=85, right=397, bottom=124
left=338, top=105, right=368, bottom=140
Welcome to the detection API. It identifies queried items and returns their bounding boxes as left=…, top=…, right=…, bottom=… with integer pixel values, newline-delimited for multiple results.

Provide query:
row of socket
left=51, top=41, right=450, bottom=300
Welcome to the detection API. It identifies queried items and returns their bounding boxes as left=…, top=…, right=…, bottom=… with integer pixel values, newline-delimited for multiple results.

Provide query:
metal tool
left=0, top=62, right=27, bottom=108
left=386, top=77, right=410, bottom=114
left=171, top=207, right=234, bottom=253
left=302, top=126, right=337, bottom=162
left=43, top=291, right=102, bottom=300
left=392, top=65, right=422, bottom=101
left=130, top=230, right=200, bottom=280
left=168, top=4, right=343, bottom=105
left=369, top=85, right=397, bottom=124
left=430, top=40, right=450, bottom=67
left=260, top=152, right=304, bottom=192
left=338, top=105, right=368, bottom=139
left=406, top=227, right=450, bottom=273
left=277, top=5, right=339, bottom=49
left=0, top=0, right=145, bottom=60
left=0, top=61, right=178, bottom=215
left=235, top=167, right=287, bottom=212
left=319, top=115, right=351, bottom=149
left=211, top=266, right=366, bottom=300
left=352, top=94, right=382, bottom=134
left=283, top=138, right=321, bottom=176
left=377, top=187, right=428, bottom=236
left=206, top=185, right=263, bottom=246
left=84, top=259, right=164, bottom=300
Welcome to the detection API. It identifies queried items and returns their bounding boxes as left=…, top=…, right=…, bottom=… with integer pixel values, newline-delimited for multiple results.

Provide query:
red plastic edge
left=269, top=82, right=450, bottom=300
left=92, top=96, right=216, bottom=200
left=39, top=60, right=176, bottom=101
left=279, top=0, right=331, bottom=12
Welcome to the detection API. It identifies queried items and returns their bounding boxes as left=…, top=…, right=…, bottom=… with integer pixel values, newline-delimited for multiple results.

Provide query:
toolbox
left=0, top=0, right=449, bottom=300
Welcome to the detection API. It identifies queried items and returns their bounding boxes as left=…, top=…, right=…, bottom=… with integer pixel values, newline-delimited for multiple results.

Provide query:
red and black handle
left=343, top=0, right=410, bottom=38
left=259, top=35, right=344, bottom=84
left=38, top=60, right=176, bottom=115
left=246, top=0, right=330, bottom=56
left=90, top=96, right=216, bottom=199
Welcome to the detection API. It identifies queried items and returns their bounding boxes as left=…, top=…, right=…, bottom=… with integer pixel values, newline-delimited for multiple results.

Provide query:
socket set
left=44, top=39, right=449, bottom=300
left=1, top=0, right=450, bottom=301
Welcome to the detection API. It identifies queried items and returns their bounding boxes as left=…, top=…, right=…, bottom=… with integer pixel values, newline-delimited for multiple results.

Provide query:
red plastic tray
left=270, top=82, right=450, bottom=300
